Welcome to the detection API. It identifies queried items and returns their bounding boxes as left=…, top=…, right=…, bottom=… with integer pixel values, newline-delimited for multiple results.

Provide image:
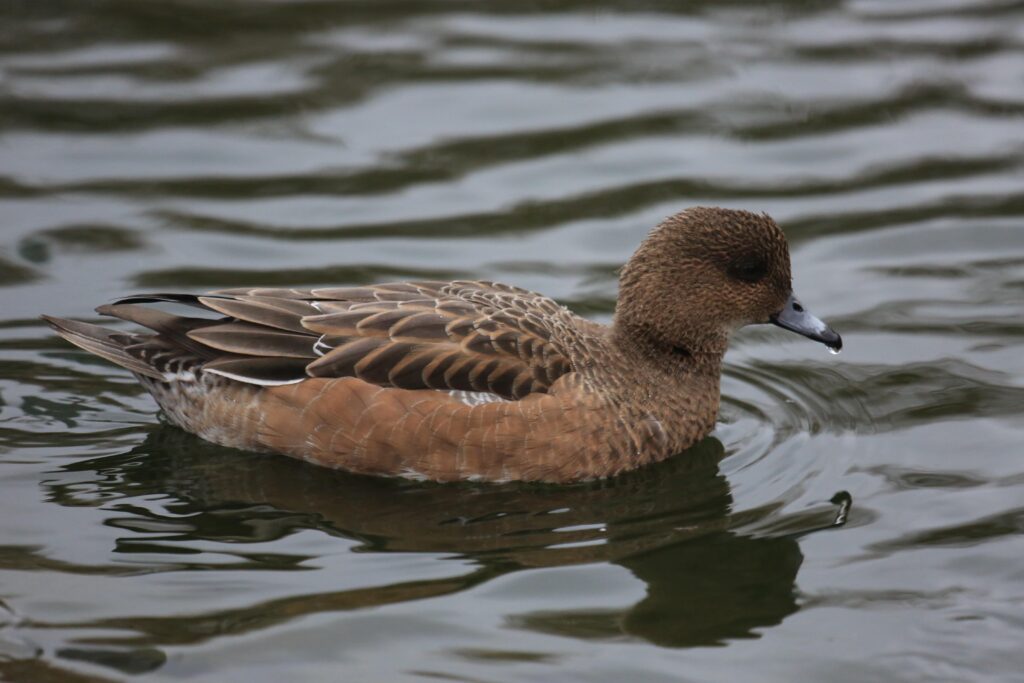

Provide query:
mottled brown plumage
left=43, top=207, right=841, bottom=482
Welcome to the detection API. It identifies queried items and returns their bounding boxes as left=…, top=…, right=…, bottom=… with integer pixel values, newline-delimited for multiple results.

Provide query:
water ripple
left=3, top=1, right=1024, bottom=680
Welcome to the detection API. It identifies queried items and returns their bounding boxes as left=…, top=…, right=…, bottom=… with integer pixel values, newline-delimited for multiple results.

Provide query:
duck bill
left=770, top=294, right=842, bottom=351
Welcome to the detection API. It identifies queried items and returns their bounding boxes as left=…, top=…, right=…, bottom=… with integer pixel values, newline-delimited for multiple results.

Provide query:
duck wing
left=103, top=280, right=579, bottom=399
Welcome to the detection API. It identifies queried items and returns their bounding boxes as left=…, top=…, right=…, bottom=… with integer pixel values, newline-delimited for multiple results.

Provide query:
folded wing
left=100, top=280, right=579, bottom=400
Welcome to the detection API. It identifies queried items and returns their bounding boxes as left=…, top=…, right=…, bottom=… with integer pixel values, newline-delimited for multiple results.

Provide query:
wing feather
left=187, top=322, right=316, bottom=358
left=197, top=295, right=317, bottom=334
left=92, top=280, right=587, bottom=398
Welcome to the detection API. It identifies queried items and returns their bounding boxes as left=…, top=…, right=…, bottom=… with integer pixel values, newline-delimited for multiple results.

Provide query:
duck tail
left=41, top=314, right=165, bottom=380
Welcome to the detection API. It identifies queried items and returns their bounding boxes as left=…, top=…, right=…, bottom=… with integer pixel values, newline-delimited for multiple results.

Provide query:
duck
left=43, top=207, right=841, bottom=483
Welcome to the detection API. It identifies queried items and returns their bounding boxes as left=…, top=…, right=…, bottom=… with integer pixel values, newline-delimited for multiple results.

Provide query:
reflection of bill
left=46, top=430, right=848, bottom=650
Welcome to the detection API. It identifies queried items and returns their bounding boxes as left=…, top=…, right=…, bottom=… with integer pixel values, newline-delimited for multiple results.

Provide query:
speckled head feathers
left=615, top=207, right=794, bottom=357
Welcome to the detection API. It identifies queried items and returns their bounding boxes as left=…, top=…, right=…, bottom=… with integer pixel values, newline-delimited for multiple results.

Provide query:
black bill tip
left=770, top=294, right=842, bottom=352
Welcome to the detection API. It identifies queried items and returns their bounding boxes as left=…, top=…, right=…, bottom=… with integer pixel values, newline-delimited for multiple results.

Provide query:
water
left=2, top=1, right=1023, bottom=681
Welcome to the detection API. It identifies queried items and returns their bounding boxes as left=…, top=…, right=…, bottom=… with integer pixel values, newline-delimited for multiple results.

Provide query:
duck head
left=615, top=207, right=841, bottom=359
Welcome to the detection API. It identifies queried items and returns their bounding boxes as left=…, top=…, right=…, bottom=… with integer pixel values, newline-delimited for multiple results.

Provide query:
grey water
left=2, top=1, right=1024, bottom=681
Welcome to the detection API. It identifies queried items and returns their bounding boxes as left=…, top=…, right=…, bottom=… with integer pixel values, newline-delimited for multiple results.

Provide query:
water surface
left=2, top=1, right=1024, bottom=681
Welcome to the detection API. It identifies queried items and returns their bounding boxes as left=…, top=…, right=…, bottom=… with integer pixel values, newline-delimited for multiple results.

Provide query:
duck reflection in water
left=44, top=429, right=845, bottom=652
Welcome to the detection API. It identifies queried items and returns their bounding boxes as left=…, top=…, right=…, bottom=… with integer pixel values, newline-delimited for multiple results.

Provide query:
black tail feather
left=111, top=293, right=226, bottom=309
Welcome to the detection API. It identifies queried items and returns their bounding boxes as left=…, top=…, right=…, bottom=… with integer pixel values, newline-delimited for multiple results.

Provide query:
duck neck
left=598, top=316, right=726, bottom=459
left=610, top=315, right=728, bottom=379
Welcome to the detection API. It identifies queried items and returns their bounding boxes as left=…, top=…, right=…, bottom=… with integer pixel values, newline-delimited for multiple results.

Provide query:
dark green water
left=2, top=1, right=1024, bottom=681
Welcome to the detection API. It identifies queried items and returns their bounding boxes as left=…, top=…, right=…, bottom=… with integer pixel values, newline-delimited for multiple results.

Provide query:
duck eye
left=727, top=256, right=768, bottom=283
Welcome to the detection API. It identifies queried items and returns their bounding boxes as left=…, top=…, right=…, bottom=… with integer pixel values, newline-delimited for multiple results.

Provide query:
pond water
left=2, top=1, right=1024, bottom=681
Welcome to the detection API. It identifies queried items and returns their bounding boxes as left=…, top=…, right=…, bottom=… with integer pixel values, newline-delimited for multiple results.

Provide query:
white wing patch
left=447, top=390, right=510, bottom=406
left=312, top=335, right=332, bottom=357
left=203, top=368, right=306, bottom=387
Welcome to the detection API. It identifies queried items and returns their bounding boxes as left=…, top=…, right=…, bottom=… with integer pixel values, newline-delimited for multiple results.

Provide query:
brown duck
left=44, top=207, right=840, bottom=483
